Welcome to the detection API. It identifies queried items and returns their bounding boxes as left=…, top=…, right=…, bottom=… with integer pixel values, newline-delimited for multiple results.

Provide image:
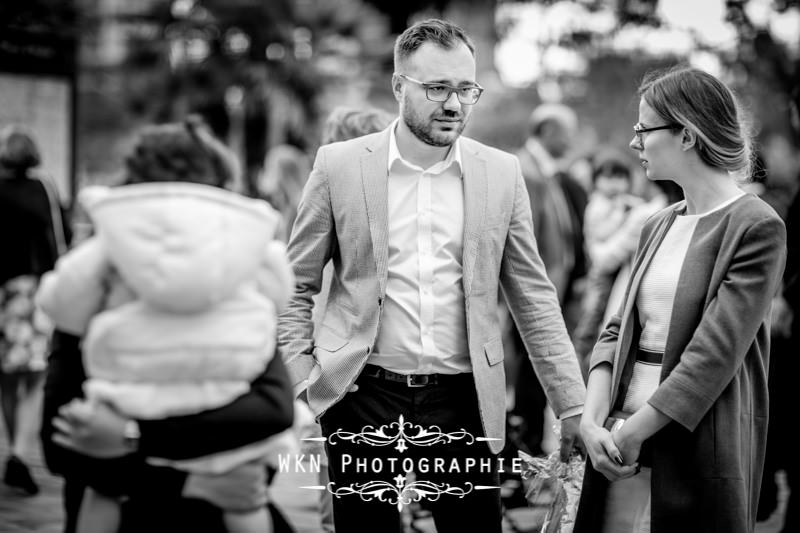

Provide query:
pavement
left=0, top=414, right=791, bottom=533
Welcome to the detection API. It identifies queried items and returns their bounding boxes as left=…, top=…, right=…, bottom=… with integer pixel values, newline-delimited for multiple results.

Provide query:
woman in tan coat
left=575, top=67, right=786, bottom=532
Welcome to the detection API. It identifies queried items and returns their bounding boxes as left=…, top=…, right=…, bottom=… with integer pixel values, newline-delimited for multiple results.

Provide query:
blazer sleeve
left=587, top=313, right=622, bottom=372
left=500, top=157, right=586, bottom=416
left=277, top=146, right=336, bottom=388
left=648, top=214, right=787, bottom=431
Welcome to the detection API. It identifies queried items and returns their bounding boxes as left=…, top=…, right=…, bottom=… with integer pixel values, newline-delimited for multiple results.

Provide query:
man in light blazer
left=278, top=18, right=586, bottom=532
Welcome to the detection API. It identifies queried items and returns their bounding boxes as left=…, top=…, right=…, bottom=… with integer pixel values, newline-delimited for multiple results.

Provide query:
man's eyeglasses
left=633, top=123, right=682, bottom=143
left=398, top=74, right=484, bottom=105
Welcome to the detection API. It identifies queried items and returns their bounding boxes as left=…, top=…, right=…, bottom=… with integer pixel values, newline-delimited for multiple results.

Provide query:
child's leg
left=77, top=487, right=122, bottom=533
left=223, top=507, right=272, bottom=533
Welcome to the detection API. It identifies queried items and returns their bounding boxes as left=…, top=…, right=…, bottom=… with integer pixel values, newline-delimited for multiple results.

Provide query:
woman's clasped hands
left=580, top=417, right=640, bottom=482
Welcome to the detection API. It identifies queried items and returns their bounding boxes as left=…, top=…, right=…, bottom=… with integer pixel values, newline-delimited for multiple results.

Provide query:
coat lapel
left=360, top=132, right=390, bottom=297
left=610, top=204, right=680, bottom=402
left=461, top=145, right=487, bottom=296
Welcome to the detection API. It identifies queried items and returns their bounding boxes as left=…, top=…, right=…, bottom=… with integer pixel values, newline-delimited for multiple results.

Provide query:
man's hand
left=52, top=399, right=132, bottom=458
left=558, top=414, right=585, bottom=462
left=297, top=365, right=358, bottom=399
left=183, top=461, right=268, bottom=512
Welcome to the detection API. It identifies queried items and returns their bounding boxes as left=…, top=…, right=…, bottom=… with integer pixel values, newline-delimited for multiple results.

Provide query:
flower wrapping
left=519, top=445, right=584, bottom=533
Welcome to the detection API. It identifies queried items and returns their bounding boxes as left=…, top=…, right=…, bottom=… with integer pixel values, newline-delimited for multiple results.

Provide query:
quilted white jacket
left=37, top=182, right=293, bottom=421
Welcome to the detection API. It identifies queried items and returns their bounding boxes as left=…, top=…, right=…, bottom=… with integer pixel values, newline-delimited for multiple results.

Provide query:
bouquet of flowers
left=519, top=443, right=585, bottom=533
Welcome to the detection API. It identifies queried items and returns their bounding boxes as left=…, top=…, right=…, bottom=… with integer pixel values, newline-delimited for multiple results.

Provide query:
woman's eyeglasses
left=633, top=123, right=682, bottom=143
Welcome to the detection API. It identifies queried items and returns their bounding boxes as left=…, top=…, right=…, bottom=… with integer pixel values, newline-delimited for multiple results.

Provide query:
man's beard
left=402, top=97, right=467, bottom=147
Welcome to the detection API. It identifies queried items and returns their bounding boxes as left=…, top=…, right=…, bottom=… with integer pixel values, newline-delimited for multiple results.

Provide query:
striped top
left=637, top=214, right=698, bottom=352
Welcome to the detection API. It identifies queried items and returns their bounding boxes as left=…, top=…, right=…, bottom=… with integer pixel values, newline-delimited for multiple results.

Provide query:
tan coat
left=576, top=194, right=786, bottom=532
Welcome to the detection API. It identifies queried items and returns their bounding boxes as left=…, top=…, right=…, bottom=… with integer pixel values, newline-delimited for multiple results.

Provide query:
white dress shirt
left=368, top=122, right=470, bottom=375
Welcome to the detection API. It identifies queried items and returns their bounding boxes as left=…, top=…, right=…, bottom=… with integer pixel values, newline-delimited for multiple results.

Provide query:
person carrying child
left=37, top=116, right=294, bottom=533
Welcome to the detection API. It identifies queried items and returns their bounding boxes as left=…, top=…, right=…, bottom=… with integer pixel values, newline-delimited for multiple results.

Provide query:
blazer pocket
left=315, top=326, right=349, bottom=352
left=483, top=337, right=504, bottom=366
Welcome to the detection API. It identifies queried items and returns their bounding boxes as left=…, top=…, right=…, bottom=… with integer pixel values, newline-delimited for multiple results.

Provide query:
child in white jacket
left=37, top=118, right=294, bottom=533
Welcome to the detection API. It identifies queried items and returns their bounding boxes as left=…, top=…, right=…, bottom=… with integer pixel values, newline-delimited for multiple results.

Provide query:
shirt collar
left=388, top=119, right=463, bottom=177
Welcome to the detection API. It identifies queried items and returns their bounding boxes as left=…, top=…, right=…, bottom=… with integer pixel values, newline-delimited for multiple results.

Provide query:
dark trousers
left=320, top=370, right=502, bottom=533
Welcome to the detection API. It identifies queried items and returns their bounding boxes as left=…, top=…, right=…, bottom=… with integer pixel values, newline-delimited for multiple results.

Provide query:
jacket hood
left=80, top=183, right=279, bottom=313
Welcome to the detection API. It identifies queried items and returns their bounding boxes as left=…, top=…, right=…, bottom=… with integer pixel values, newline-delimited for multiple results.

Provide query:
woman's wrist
left=619, top=404, right=670, bottom=445
left=580, top=411, right=602, bottom=428
left=614, top=418, right=643, bottom=448
left=583, top=363, right=613, bottom=428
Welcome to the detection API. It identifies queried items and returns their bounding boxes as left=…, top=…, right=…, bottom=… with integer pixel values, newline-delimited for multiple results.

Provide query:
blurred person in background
left=504, top=103, right=588, bottom=463
left=278, top=18, right=585, bottom=533
left=748, top=137, right=799, bottom=528
left=320, top=106, right=396, bottom=146
left=757, top=133, right=800, bottom=220
left=0, top=125, right=69, bottom=496
left=576, top=66, right=786, bottom=533
left=571, top=151, right=640, bottom=377
left=38, top=116, right=295, bottom=533
left=258, top=144, right=311, bottom=243
left=768, top=92, right=800, bottom=533
left=517, top=103, right=588, bottom=326
left=582, top=151, right=640, bottom=253
left=771, top=184, right=799, bottom=533
left=38, top=118, right=296, bottom=533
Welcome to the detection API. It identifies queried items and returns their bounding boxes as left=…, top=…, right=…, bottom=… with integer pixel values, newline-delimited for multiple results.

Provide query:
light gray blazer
left=277, top=126, right=586, bottom=454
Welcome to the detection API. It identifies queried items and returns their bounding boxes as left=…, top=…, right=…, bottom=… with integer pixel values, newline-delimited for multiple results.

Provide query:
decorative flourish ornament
left=327, top=479, right=480, bottom=511
left=326, top=414, right=476, bottom=453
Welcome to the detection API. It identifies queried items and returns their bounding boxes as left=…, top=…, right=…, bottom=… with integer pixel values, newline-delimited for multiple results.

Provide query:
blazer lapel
left=610, top=205, right=680, bottom=402
left=461, top=146, right=487, bottom=296
left=360, top=133, right=390, bottom=297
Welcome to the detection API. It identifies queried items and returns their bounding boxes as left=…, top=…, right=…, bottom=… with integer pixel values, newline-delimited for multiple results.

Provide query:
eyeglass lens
left=427, top=85, right=482, bottom=104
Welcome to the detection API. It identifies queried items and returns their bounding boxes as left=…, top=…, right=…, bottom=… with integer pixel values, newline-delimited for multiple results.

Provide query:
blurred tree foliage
left=492, top=0, right=799, bottom=147
left=45, top=0, right=394, bottom=193
left=3, top=0, right=798, bottom=195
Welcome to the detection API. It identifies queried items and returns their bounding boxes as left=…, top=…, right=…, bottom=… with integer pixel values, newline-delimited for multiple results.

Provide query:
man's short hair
left=394, top=18, right=475, bottom=72
left=528, top=103, right=578, bottom=138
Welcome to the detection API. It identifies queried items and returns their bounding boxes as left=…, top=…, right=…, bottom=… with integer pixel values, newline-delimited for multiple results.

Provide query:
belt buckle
left=406, top=374, right=430, bottom=387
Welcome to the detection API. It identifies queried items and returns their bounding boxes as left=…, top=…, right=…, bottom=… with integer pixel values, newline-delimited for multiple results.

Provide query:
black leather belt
left=361, top=364, right=467, bottom=388
left=636, top=348, right=663, bottom=364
